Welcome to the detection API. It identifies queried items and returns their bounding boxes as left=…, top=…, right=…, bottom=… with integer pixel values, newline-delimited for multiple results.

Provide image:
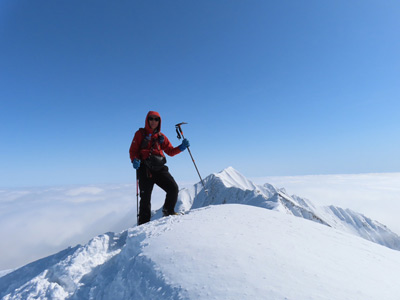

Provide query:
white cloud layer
left=0, top=184, right=166, bottom=270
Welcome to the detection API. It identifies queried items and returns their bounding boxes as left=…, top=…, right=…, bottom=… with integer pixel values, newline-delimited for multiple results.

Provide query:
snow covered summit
left=2, top=205, right=400, bottom=300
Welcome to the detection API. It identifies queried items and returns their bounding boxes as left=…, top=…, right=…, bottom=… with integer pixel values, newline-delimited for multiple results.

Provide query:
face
left=148, top=115, right=160, bottom=130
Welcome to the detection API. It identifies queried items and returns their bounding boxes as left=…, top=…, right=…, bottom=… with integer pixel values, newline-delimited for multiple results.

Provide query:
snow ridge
left=0, top=232, right=126, bottom=299
left=325, top=205, right=400, bottom=250
left=2, top=205, right=400, bottom=300
left=172, top=167, right=400, bottom=251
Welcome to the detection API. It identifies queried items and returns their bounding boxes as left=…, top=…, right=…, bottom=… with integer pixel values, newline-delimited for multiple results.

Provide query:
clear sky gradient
left=1, top=0, right=399, bottom=187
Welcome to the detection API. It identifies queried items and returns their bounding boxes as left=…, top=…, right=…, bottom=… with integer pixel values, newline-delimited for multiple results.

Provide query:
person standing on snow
left=129, top=111, right=190, bottom=225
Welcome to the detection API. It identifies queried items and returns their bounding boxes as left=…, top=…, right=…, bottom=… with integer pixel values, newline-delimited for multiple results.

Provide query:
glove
left=132, top=159, right=140, bottom=169
left=158, top=134, right=165, bottom=144
left=178, top=138, right=190, bottom=151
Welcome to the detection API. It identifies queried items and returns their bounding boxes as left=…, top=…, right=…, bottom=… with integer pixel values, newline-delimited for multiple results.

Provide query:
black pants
left=137, top=165, right=179, bottom=225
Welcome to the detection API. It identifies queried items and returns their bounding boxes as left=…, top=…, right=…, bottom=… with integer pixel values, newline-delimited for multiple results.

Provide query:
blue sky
left=1, top=0, right=399, bottom=187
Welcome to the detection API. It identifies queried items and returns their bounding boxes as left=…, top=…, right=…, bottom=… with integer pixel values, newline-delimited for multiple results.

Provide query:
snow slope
left=175, top=167, right=400, bottom=250
left=1, top=205, right=400, bottom=300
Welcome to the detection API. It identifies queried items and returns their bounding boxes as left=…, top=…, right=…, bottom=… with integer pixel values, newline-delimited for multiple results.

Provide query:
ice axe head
left=175, top=122, right=188, bottom=139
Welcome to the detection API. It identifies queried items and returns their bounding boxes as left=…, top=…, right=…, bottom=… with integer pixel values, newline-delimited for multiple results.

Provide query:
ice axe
left=175, top=122, right=208, bottom=194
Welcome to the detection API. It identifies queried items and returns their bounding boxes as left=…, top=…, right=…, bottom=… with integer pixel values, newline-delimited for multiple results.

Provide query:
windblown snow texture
left=2, top=205, right=400, bottom=300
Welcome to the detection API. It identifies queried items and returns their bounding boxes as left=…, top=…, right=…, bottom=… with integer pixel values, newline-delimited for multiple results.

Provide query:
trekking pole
left=136, top=170, right=139, bottom=225
left=175, top=122, right=208, bottom=194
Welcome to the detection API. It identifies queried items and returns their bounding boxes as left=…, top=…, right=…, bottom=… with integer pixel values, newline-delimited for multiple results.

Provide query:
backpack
left=138, top=128, right=166, bottom=172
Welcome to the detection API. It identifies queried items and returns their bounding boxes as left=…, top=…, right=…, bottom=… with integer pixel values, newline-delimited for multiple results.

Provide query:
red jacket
left=129, top=111, right=182, bottom=162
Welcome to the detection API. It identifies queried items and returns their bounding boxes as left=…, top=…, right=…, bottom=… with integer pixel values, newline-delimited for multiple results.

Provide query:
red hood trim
left=145, top=111, right=161, bottom=133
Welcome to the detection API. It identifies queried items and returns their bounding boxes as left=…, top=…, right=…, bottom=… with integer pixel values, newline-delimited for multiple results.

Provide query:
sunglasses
left=148, top=117, right=160, bottom=122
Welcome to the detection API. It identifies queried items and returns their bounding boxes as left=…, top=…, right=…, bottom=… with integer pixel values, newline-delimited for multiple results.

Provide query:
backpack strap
left=139, top=128, right=150, bottom=150
left=139, top=128, right=164, bottom=157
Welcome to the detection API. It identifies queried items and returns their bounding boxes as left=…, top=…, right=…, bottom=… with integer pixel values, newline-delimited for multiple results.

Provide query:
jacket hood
left=145, top=111, right=161, bottom=133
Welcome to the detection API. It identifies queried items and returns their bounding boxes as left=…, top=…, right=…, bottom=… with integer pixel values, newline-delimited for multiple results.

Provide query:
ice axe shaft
left=175, top=123, right=207, bottom=193
left=136, top=170, right=139, bottom=225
